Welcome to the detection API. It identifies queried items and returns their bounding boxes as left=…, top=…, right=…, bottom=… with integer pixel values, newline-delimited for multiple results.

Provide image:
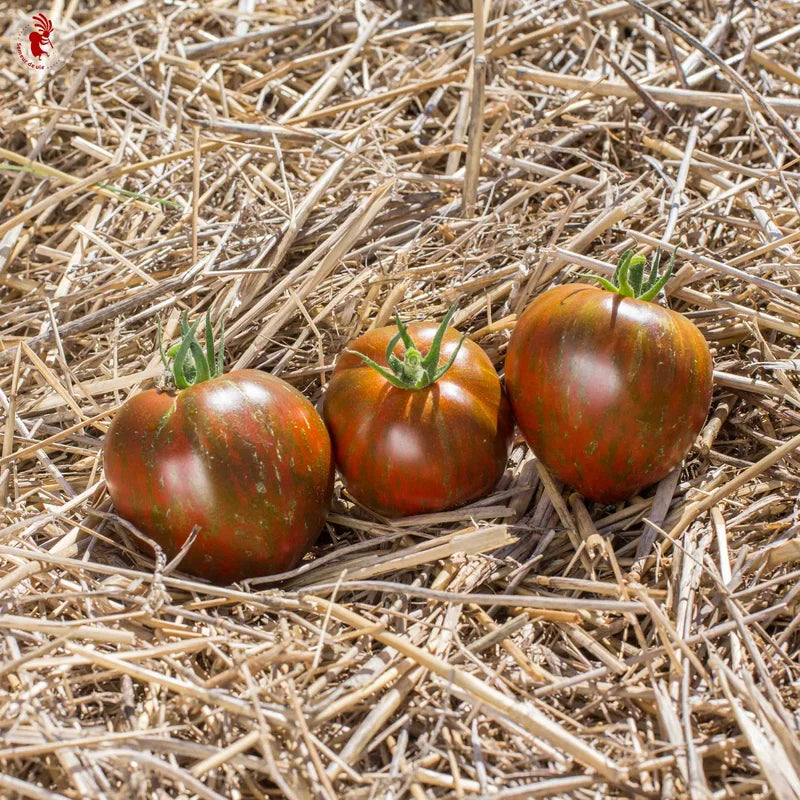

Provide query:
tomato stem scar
left=158, top=311, right=226, bottom=390
left=578, top=246, right=677, bottom=302
left=346, top=305, right=466, bottom=390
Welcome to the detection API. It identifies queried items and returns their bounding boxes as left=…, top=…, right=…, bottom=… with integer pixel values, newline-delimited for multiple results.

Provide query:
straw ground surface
left=2, top=0, right=800, bottom=797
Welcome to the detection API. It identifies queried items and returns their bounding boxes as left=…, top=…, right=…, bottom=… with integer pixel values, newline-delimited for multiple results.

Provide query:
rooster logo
left=28, top=13, right=53, bottom=60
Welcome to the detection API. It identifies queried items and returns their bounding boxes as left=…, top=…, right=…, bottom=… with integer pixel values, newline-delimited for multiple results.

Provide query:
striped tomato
left=505, top=250, right=713, bottom=503
left=323, top=309, right=514, bottom=517
left=104, top=315, right=333, bottom=584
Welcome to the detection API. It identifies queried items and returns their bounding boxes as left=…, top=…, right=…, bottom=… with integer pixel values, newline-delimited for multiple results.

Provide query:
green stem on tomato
left=579, top=246, right=677, bottom=301
left=158, top=311, right=225, bottom=390
left=347, top=306, right=466, bottom=390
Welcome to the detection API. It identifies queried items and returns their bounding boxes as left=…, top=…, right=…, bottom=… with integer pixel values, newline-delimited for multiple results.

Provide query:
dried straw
left=2, top=0, right=800, bottom=797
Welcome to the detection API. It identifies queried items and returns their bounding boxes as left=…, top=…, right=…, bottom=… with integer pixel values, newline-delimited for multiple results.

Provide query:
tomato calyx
left=347, top=306, right=466, bottom=390
left=158, top=311, right=225, bottom=390
left=580, top=247, right=676, bottom=302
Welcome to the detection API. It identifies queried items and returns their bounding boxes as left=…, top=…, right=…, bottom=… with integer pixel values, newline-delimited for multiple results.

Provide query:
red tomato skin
left=505, top=284, right=713, bottom=503
left=322, top=323, right=514, bottom=517
left=103, top=369, right=333, bottom=584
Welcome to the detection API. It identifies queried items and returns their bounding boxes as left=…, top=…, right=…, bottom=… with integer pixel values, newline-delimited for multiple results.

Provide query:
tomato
left=323, top=309, right=514, bottom=517
left=104, top=315, right=333, bottom=584
left=505, top=250, right=713, bottom=503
